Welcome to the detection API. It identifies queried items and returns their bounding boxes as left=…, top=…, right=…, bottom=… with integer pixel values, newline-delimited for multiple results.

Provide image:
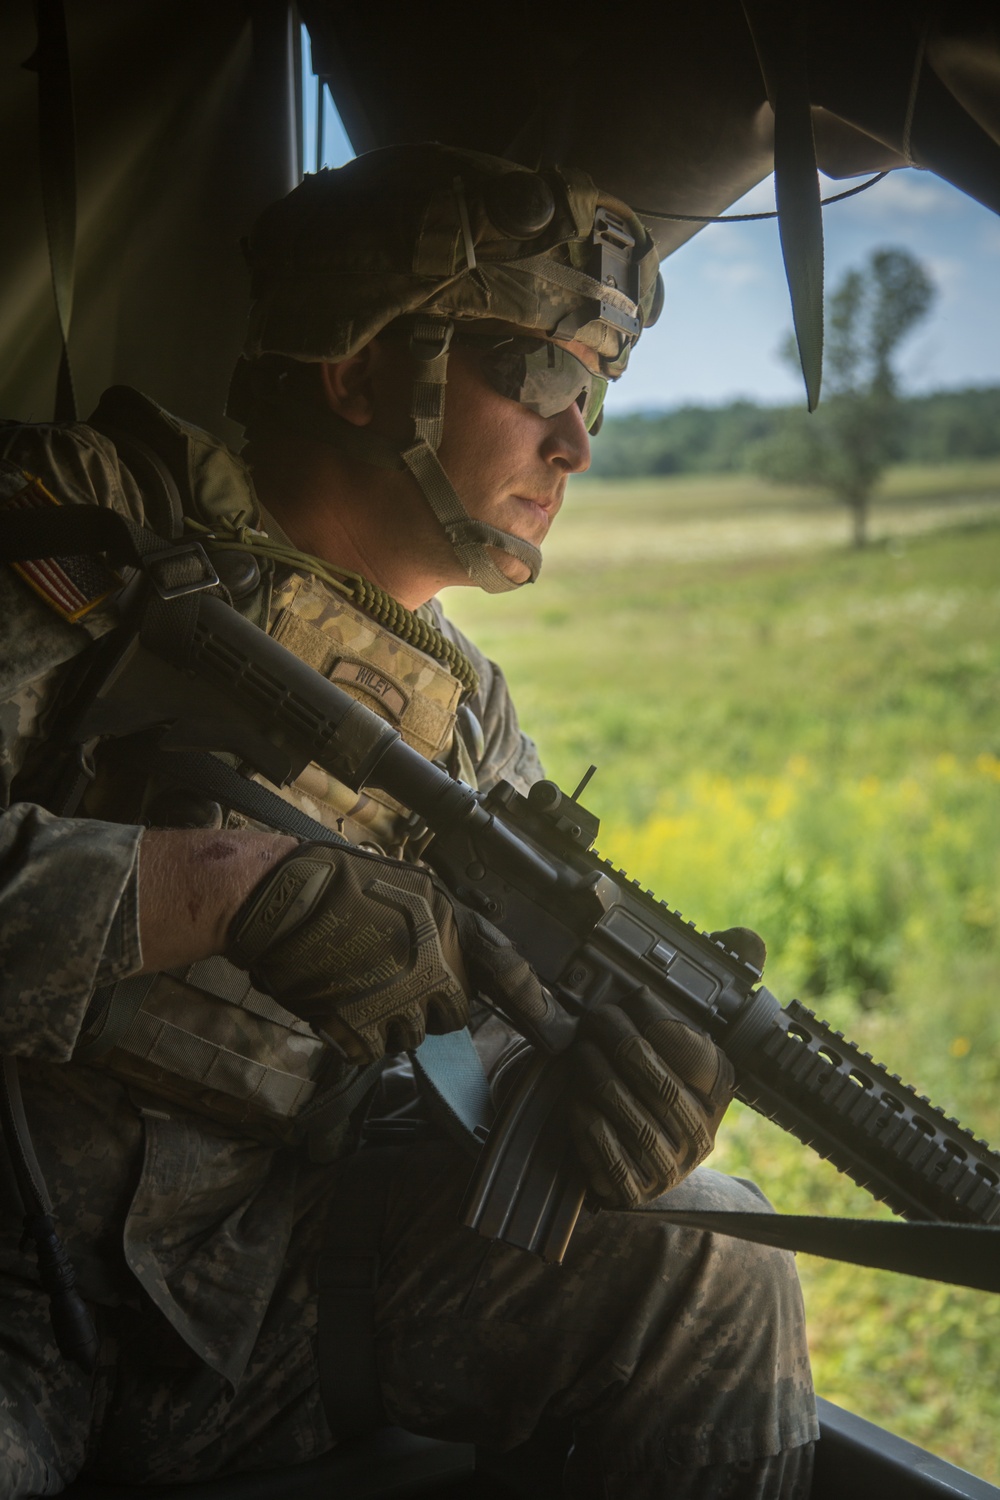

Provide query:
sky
left=610, top=170, right=1000, bottom=415
left=302, top=31, right=1000, bottom=416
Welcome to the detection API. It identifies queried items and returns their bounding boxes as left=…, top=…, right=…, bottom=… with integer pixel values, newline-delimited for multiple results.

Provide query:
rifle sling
left=0, top=500, right=186, bottom=572
left=150, top=748, right=352, bottom=846
left=637, top=1208, right=1000, bottom=1295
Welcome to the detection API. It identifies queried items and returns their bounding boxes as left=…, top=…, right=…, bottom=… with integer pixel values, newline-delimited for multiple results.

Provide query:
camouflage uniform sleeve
left=0, top=419, right=148, bottom=523
left=0, top=805, right=141, bottom=1060
left=0, top=436, right=145, bottom=1060
left=427, top=600, right=544, bottom=796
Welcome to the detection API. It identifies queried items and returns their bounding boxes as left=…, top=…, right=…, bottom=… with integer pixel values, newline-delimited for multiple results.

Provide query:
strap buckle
left=591, top=208, right=640, bottom=335
left=408, top=317, right=454, bottom=367
left=145, top=540, right=220, bottom=599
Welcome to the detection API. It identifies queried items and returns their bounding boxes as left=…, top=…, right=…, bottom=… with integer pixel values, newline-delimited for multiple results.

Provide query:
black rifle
left=60, top=583, right=1000, bottom=1263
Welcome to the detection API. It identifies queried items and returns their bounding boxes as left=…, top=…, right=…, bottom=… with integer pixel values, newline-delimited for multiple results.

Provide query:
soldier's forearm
left=137, top=827, right=297, bottom=973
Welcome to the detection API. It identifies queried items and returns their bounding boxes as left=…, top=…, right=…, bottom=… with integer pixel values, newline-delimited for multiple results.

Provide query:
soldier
left=0, top=145, right=817, bottom=1497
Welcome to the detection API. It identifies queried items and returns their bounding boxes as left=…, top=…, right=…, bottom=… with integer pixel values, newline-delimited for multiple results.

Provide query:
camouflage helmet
left=231, top=144, right=663, bottom=592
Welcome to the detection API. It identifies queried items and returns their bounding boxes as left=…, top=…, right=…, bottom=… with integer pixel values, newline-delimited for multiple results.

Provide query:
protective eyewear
left=454, top=331, right=608, bottom=434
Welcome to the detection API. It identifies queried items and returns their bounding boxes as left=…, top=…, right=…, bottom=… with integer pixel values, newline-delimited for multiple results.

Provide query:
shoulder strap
left=0, top=478, right=201, bottom=575
left=11, top=390, right=270, bottom=628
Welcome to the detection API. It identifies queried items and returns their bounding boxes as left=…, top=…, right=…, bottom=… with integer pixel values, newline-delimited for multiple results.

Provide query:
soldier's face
left=313, top=323, right=598, bottom=595
left=433, top=330, right=595, bottom=584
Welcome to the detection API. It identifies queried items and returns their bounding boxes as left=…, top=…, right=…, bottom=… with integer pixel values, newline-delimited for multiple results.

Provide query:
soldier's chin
left=486, top=545, right=533, bottom=585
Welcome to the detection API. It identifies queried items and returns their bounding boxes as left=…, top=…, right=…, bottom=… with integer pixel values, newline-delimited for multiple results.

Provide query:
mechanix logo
left=330, top=659, right=408, bottom=721
left=333, top=920, right=385, bottom=964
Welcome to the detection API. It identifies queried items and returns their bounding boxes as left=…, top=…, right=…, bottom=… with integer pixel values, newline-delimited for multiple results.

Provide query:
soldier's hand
left=568, top=926, right=764, bottom=1207
left=227, top=841, right=549, bottom=1065
left=568, top=990, right=735, bottom=1208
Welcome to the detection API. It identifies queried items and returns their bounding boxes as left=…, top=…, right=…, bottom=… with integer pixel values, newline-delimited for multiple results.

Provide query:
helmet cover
left=241, top=143, right=663, bottom=379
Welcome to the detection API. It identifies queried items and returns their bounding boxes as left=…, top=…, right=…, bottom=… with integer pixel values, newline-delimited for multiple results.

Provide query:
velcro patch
left=330, top=658, right=409, bottom=721
left=3, top=472, right=120, bottom=621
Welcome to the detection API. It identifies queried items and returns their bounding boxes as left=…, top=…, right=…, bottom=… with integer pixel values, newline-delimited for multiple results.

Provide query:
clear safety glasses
left=454, top=331, right=609, bottom=434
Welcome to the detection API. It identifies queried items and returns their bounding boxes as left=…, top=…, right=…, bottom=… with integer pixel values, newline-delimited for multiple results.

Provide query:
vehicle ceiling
left=1, top=0, right=998, bottom=437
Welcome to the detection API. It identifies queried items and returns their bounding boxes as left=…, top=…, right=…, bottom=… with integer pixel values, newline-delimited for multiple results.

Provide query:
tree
left=753, top=248, right=936, bottom=546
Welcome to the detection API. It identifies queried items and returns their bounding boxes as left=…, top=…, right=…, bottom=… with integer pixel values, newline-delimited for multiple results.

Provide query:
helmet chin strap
left=239, top=319, right=542, bottom=594
left=399, top=438, right=542, bottom=594
left=395, top=317, right=542, bottom=594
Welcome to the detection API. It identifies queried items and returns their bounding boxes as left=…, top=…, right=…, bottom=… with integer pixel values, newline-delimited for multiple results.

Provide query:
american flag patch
left=4, top=474, right=120, bottom=622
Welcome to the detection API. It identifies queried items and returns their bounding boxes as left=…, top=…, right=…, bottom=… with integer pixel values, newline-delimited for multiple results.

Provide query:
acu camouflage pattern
left=0, top=400, right=537, bottom=1369
left=1, top=1112, right=817, bottom=1494
left=0, top=460, right=141, bottom=1058
left=0, top=405, right=816, bottom=1494
left=0, top=404, right=513, bottom=1133
left=241, top=144, right=663, bottom=379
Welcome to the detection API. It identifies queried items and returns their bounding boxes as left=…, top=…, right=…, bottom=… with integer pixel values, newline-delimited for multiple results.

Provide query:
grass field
left=440, top=460, right=1000, bottom=1481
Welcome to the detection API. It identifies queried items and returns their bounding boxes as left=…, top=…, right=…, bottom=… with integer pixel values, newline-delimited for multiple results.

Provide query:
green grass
left=441, top=460, right=1000, bottom=1480
left=572, top=457, right=1000, bottom=515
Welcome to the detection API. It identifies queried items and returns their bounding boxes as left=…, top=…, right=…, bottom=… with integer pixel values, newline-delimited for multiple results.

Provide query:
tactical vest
left=5, top=389, right=482, bottom=1154
left=72, top=569, right=481, bottom=1155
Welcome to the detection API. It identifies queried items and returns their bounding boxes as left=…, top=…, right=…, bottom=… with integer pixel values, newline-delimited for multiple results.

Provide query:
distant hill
left=588, top=386, right=1000, bottom=479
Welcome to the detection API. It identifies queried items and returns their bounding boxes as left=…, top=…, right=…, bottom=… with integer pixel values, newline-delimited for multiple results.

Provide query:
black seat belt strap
left=24, top=0, right=78, bottom=423
left=0, top=499, right=205, bottom=578
left=316, top=1150, right=395, bottom=1438
left=0, top=1058, right=99, bottom=1368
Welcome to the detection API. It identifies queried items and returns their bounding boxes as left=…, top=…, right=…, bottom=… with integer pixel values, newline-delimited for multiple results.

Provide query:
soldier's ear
left=318, top=341, right=382, bottom=427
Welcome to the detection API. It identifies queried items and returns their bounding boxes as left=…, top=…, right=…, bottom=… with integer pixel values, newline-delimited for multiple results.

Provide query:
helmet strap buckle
left=407, top=318, right=454, bottom=452
left=591, top=208, right=641, bottom=337
left=399, top=316, right=542, bottom=593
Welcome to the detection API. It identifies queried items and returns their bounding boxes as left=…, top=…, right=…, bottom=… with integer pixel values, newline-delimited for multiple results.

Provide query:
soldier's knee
left=647, top=1167, right=805, bottom=1321
left=586, top=1171, right=813, bottom=1393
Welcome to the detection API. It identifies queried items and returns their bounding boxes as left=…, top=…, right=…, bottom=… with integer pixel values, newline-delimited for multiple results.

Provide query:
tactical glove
left=227, top=842, right=549, bottom=1064
left=567, top=926, right=763, bottom=1209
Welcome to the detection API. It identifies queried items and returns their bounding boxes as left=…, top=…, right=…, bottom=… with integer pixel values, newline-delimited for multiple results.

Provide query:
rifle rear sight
left=514, top=777, right=601, bottom=851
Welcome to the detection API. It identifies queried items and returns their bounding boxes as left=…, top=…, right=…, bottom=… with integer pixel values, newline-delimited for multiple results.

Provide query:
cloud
left=680, top=218, right=774, bottom=291
left=977, top=219, right=1000, bottom=254
left=664, top=225, right=771, bottom=290
left=923, top=253, right=965, bottom=295
left=831, top=169, right=957, bottom=219
left=725, top=178, right=778, bottom=216
left=719, top=168, right=959, bottom=234
left=725, top=167, right=958, bottom=225
left=706, top=224, right=773, bottom=259
left=703, top=259, right=767, bottom=288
